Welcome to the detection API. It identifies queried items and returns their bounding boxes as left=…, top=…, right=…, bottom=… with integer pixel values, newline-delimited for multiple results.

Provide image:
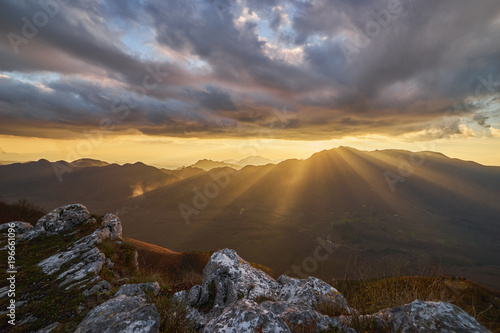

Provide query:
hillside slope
left=0, top=148, right=499, bottom=289
left=0, top=204, right=496, bottom=332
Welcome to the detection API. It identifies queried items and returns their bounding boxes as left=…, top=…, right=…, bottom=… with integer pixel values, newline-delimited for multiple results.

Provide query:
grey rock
left=187, top=249, right=351, bottom=332
left=15, top=300, right=26, bottom=308
left=35, top=322, right=60, bottom=333
left=187, top=284, right=202, bottom=306
left=277, top=275, right=351, bottom=312
left=105, top=257, right=114, bottom=269
left=186, top=307, right=207, bottom=327
left=261, top=301, right=354, bottom=332
left=57, top=248, right=105, bottom=287
left=74, top=293, right=160, bottom=333
left=37, top=213, right=124, bottom=289
left=83, top=280, right=111, bottom=297
left=115, top=282, right=161, bottom=298
left=203, top=299, right=291, bottom=333
left=0, top=286, right=9, bottom=298
left=75, top=283, right=161, bottom=333
left=173, top=290, right=187, bottom=304
left=101, top=213, right=122, bottom=240
left=19, top=314, right=37, bottom=325
left=197, top=248, right=279, bottom=311
left=371, top=299, right=491, bottom=332
left=0, top=221, right=33, bottom=234
left=22, top=204, right=91, bottom=240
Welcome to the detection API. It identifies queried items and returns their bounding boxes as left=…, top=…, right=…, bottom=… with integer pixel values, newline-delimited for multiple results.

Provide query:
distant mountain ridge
left=188, top=159, right=241, bottom=171
left=70, top=158, right=110, bottom=168
left=0, top=147, right=499, bottom=289
left=187, top=155, right=276, bottom=171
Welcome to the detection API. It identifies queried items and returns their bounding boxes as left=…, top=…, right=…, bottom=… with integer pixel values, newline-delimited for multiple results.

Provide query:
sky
left=0, top=0, right=499, bottom=167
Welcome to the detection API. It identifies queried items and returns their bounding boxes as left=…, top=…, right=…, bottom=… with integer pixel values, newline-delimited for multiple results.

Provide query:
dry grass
left=332, top=255, right=500, bottom=332
left=153, top=290, right=197, bottom=333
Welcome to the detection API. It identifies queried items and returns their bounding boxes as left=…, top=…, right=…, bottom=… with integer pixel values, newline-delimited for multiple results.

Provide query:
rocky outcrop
left=101, top=213, right=122, bottom=240
left=22, top=204, right=92, bottom=240
left=0, top=204, right=162, bottom=332
left=37, top=211, right=123, bottom=288
left=0, top=221, right=33, bottom=234
left=175, top=248, right=353, bottom=332
left=82, top=280, right=111, bottom=297
left=369, top=299, right=491, bottom=332
left=175, top=248, right=491, bottom=333
left=74, top=283, right=161, bottom=333
left=0, top=204, right=492, bottom=333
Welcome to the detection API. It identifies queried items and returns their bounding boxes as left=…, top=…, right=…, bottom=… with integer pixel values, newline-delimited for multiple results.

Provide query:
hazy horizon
left=2, top=144, right=500, bottom=170
left=1, top=0, right=499, bottom=166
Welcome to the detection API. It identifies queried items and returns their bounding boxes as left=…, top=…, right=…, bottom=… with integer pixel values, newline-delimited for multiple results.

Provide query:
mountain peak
left=71, top=158, right=109, bottom=167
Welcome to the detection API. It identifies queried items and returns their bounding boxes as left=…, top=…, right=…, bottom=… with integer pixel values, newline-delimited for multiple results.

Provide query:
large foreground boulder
left=74, top=283, right=161, bottom=333
left=22, top=204, right=92, bottom=240
left=176, top=248, right=353, bottom=332
left=370, top=299, right=490, bottom=332
left=175, top=249, right=490, bottom=333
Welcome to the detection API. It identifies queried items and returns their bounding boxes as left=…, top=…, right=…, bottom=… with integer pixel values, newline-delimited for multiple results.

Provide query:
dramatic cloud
left=0, top=0, right=499, bottom=140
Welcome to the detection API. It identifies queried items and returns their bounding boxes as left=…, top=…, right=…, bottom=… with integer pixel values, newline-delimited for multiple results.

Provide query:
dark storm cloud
left=0, top=0, right=499, bottom=139
left=187, top=86, right=237, bottom=112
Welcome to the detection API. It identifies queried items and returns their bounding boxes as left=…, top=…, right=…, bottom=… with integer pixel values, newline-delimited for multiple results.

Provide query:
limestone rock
left=197, top=248, right=279, bottom=311
left=184, top=248, right=351, bottom=332
left=74, top=284, right=161, bottom=333
left=101, top=213, right=122, bottom=240
left=37, top=230, right=108, bottom=288
left=115, top=282, right=161, bottom=298
left=261, top=301, right=353, bottom=332
left=277, top=275, right=351, bottom=311
left=187, top=284, right=202, bottom=306
left=22, top=204, right=91, bottom=240
left=0, top=221, right=33, bottom=234
left=36, top=207, right=125, bottom=290
left=0, top=221, right=34, bottom=250
left=203, top=299, right=291, bottom=333
left=371, top=299, right=491, bottom=332
left=83, top=280, right=111, bottom=297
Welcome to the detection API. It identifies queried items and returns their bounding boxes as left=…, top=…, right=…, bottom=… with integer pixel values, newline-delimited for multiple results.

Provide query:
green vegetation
left=0, top=216, right=207, bottom=332
left=195, top=281, right=216, bottom=314
left=0, top=220, right=100, bottom=332
left=0, top=200, right=497, bottom=332
left=154, top=291, right=197, bottom=333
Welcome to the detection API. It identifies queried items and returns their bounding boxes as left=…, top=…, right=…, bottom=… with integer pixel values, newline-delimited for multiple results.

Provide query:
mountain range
left=0, top=147, right=499, bottom=289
